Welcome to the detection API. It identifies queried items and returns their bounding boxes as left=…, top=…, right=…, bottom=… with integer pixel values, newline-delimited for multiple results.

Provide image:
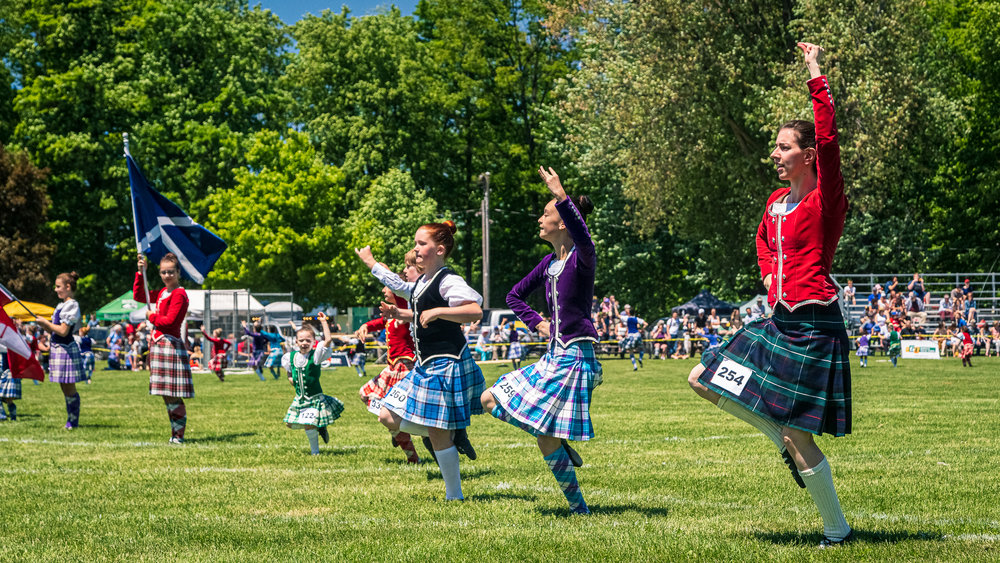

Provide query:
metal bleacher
left=830, top=272, right=1000, bottom=330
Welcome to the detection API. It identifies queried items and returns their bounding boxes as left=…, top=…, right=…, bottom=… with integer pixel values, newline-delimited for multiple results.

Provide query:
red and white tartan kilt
left=359, top=358, right=414, bottom=405
left=961, top=342, right=974, bottom=359
left=208, top=352, right=228, bottom=372
left=149, top=336, right=194, bottom=398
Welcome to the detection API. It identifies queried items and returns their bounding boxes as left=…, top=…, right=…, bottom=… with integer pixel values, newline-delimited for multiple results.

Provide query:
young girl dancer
left=261, top=327, right=286, bottom=380
left=856, top=333, right=869, bottom=368
left=0, top=346, right=20, bottom=421
left=282, top=312, right=344, bottom=454
left=354, top=253, right=422, bottom=464
left=242, top=321, right=270, bottom=381
left=481, top=166, right=602, bottom=515
left=505, top=320, right=524, bottom=370
left=959, top=327, right=974, bottom=367
left=134, top=252, right=193, bottom=444
left=358, top=222, right=485, bottom=500
left=201, top=326, right=231, bottom=381
left=619, top=305, right=646, bottom=370
left=887, top=325, right=901, bottom=368
left=687, top=43, right=853, bottom=547
left=34, top=272, right=87, bottom=429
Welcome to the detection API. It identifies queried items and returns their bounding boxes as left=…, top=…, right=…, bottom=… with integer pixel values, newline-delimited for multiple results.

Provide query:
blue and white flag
left=127, top=153, right=227, bottom=284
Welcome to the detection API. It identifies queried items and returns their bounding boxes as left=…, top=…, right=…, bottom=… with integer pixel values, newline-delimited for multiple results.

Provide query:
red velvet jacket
left=133, top=272, right=188, bottom=340
left=363, top=295, right=415, bottom=366
left=757, top=75, right=847, bottom=311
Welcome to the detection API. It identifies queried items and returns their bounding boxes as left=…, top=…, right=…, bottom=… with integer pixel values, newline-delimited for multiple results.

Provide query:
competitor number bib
left=710, top=359, right=752, bottom=397
left=367, top=397, right=383, bottom=416
left=381, top=385, right=408, bottom=412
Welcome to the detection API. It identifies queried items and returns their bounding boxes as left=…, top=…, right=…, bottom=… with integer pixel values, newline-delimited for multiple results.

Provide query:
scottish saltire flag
left=127, top=153, right=227, bottom=283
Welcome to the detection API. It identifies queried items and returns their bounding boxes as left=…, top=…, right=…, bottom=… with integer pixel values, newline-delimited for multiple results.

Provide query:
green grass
left=2, top=356, right=999, bottom=561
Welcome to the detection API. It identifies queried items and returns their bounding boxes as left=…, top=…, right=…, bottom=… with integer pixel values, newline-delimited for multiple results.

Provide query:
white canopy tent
left=185, top=289, right=265, bottom=321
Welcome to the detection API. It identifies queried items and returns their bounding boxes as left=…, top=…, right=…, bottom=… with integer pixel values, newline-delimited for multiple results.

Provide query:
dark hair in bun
left=569, top=195, right=594, bottom=219
left=56, top=271, right=80, bottom=292
left=418, top=220, right=458, bottom=257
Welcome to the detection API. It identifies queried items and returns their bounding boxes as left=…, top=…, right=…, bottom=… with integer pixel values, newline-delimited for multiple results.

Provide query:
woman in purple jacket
left=481, top=166, right=603, bottom=514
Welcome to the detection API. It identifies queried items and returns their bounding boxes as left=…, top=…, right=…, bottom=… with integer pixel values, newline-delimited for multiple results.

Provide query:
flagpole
left=125, top=133, right=152, bottom=310
left=0, top=281, right=38, bottom=318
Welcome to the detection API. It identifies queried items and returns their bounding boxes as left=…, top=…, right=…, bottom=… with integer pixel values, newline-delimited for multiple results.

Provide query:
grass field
left=2, top=356, right=999, bottom=561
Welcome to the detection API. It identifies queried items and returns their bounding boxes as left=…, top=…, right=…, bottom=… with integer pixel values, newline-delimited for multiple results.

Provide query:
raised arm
left=798, top=42, right=845, bottom=216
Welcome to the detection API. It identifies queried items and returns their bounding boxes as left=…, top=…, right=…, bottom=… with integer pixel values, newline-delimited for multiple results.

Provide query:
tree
left=8, top=0, right=288, bottom=307
left=0, top=144, right=53, bottom=301
left=343, top=169, right=439, bottom=302
left=201, top=130, right=348, bottom=307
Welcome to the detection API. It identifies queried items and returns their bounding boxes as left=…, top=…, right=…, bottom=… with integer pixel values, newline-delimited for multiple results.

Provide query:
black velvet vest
left=412, top=267, right=468, bottom=363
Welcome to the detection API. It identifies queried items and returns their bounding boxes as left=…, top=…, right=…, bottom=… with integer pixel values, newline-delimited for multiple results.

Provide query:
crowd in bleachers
left=843, top=274, right=1000, bottom=357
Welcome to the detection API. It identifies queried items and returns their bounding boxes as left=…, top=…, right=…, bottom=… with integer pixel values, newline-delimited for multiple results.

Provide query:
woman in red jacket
left=134, top=252, right=192, bottom=444
left=687, top=43, right=853, bottom=547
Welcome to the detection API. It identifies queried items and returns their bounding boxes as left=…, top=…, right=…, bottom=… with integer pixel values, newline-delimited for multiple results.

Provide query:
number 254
left=716, top=366, right=744, bottom=386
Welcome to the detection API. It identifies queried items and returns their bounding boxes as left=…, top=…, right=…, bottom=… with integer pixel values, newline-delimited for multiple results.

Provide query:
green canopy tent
left=96, top=291, right=144, bottom=322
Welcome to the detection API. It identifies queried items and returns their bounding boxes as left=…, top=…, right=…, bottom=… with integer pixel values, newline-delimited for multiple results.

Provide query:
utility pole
left=479, top=172, right=491, bottom=309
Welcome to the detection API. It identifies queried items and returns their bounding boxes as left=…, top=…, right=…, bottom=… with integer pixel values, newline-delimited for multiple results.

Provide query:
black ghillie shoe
left=818, top=529, right=854, bottom=549
left=318, top=426, right=329, bottom=444
left=562, top=439, right=583, bottom=467
left=391, top=435, right=399, bottom=448
left=422, top=436, right=437, bottom=463
left=452, top=428, right=477, bottom=460
left=781, top=449, right=806, bottom=488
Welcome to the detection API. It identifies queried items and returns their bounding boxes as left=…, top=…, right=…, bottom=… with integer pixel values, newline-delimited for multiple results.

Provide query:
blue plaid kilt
left=264, top=347, right=282, bottom=368
left=698, top=302, right=851, bottom=437
left=490, top=341, right=603, bottom=441
left=149, top=336, right=194, bottom=398
left=0, top=370, right=21, bottom=399
left=382, top=346, right=485, bottom=430
left=49, top=341, right=88, bottom=383
left=619, top=332, right=643, bottom=352
left=507, top=341, right=524, bottom=360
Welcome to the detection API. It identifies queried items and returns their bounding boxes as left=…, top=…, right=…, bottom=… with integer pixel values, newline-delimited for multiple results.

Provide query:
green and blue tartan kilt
left=698, top=302, right=851, bottom=437
left=284, top=393, right=344, bottom=428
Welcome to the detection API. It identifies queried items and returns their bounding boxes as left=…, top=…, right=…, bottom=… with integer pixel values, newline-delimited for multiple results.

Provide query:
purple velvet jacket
left=506, top=198, right=599, bottom=347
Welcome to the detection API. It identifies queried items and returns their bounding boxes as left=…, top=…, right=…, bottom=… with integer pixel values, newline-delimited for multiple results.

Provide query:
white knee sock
left=717, top=396, right=783, bottom=450
left=435, top=446, right=463, bottom=500
left=305, top=428, right=320, bottom=455
left=400, top=419, right=430, bottom=437
left=800, top=457, right=850, bottom=540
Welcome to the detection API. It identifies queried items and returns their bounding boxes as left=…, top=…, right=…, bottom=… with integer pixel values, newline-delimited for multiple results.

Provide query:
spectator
left=650, top=320, right=667, bottom=360
left=666, top=311, right=682, bottom=359
left=867, top=284, right=883, bottom=308
left=87, top=313, right=99, bottom=329
left=905, top=291, right=927, bottom=325
left=694, top=308, right=708, bottom=330
left=708, top=308, right=721, bottom=333
left=938, top=294, right=953, bottom=322
left=884, top=276, right=899, bottom=295
left=843, top=280, right=856, bottom=305
left=907, top=273, right=926, bottom=303
left=751, top=297, right=766, bottom=318
left=742, top=307, right=755, bottom=325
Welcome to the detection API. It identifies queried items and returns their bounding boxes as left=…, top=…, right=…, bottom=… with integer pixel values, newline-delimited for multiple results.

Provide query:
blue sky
left=254, top=0, right=419, bottom=24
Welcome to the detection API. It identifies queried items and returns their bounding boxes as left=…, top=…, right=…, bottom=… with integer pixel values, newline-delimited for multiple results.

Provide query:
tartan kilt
left=249, top=349, right=266, bottom=368
left=49, top=341, right=88, bottom=383
left=698, top=302, right=851, bottom=437
left=961, top=343, right=974, bottom=359
left=264, top=347, right=282, bottom=368
left=284, top=393, right=344, bottom=428
left=360, top=358, right=413, bottom=406
left=888, top=342, right=901, bottom=358
left=382, top=347, right=485, bottom=430
left=149, top=336, right=194, bottom=398
left=619, top=333, right=643, bottom=352
left=507, top=342, right=524, bottom=360
left=208, top=352, right=228, bottom=372
left=490, top=341, right=603, bottom=441
left=0, top=370, right=21, bottom=399
left=855, top=345, right=869, bottom=357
